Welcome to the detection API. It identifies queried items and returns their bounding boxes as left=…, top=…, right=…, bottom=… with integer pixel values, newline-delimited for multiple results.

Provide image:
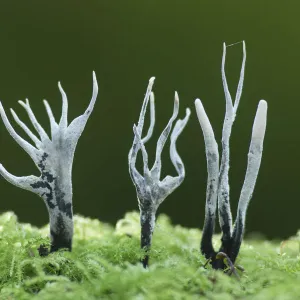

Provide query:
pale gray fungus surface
left=0, top=72, right=98, bottom=252
left=195, top=42, right=268, bottom=271
left=129, top=77, right=191, bottom=268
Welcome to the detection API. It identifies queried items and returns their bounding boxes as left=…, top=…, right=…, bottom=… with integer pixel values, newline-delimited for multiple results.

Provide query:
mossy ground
left=0, top=211, right=299, bottom=299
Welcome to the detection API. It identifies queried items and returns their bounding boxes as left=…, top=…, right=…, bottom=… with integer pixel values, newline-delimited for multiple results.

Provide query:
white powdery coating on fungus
left=128, top=78, right=190, bottom=257
left=129, top=78, right=190, bottom=213
left=0, top=72, right=98, bottom=251
left=196, top=41, right=268, bottom=264
left=237, top=100, right=268, bottom=219
left=195, top=98, right=219, bottom=221
left=218, top=41, right=246, bottom=235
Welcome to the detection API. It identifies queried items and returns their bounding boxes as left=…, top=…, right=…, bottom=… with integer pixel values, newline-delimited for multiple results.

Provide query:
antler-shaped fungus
left=0, top=72, right=98, bottom=253
left=129, top=77, right=191, bottom=268
left=195, top=42, right=268, bottom=271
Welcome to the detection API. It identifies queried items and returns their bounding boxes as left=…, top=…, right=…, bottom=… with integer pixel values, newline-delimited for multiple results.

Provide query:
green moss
left=0, top=211, right=299, bottom=299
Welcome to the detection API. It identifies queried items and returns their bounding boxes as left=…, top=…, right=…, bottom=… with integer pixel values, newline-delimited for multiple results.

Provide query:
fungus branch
left=218, top=41, right=246, bottom=249
left=195, top=99, right=219, bottom=260
left=0, top=72, right=98, bottom=253
left=195, top=41, right=268, bottom=271
left=129, top=78, right=190, bottom=268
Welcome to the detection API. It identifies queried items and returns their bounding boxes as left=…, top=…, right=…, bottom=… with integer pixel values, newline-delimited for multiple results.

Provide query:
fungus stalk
left=0, top=72, right=98, bottom=252
left=195, top=41, right=268, bottom=271
left=129, top=78, right=191, bottom=268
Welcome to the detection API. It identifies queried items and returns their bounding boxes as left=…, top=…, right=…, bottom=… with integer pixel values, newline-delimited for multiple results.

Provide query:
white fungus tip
left=18, top=100, right=27, bottom=107
left=92, top=71, right=97, bottom=81
left=186, top=107, right=191, bottom=116
left=194, top=99, right=215, bottom=137
left=259, top=99, right=267, bottom=107
left=252, top=100, right=267, bottom=140
left=174, top=92, right=179, bottom=102
left=194, top=98, right=203, bottom=109
left=149, top=77, right=155, bottom=84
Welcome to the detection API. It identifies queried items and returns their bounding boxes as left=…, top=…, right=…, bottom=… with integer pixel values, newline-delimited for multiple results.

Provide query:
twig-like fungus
left=0, top=72, right=98, bottom=253
left=129, top=78, right=191, bottom=268
left=195, top=41, right=268, bottom=271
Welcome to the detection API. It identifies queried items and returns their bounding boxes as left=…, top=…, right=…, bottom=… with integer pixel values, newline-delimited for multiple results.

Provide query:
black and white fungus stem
left=195, top=100, right=219, bottom=261
left=0, top=72, right=98, bottom=253
left=195, top=41, right=268, bottom=271
left=129, top=78, right=190, bottom=268
left=140, top=209, right=156, bottom=268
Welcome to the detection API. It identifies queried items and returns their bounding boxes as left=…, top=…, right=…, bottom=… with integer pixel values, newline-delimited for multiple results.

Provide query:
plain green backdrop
left=0, top=1, right=295, bottom=239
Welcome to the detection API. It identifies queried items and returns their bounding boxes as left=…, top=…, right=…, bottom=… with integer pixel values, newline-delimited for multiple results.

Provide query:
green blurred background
left=0, top=1, right=296, bottom=239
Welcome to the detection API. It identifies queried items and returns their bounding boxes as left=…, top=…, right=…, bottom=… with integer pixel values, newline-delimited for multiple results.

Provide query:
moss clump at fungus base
left=0, top=211, right=300, bottom=300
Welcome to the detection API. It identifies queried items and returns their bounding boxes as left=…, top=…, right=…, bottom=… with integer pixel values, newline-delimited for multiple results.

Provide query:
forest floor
left=0, top=211, right=299, bottom=299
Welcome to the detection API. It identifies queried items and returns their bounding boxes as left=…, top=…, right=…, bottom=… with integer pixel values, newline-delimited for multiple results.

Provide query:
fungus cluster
left=128, top=41, right=267, bottom=271
left=195, top=42, right=267, bottom=272
left=0, top=42, right=267, bottom=276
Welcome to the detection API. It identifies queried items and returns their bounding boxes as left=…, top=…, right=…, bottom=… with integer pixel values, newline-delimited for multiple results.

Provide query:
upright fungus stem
left=140, top=209, right=156, bottom=268
left=129, top=78, right=191, bottom=268
left=195, top=41, right=268, bottom=270
left=0, top=72, right=98, bottom=252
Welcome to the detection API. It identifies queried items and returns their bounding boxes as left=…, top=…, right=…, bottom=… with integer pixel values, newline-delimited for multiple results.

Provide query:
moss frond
left=0, top=211, right=299, bottom=299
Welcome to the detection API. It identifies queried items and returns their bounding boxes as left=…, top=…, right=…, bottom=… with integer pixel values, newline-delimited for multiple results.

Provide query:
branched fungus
left=0, top=72, right=98, bottom=253
left=129, top=77, right=191, bottom=268
left=195, top=41, right=268, bottom=271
